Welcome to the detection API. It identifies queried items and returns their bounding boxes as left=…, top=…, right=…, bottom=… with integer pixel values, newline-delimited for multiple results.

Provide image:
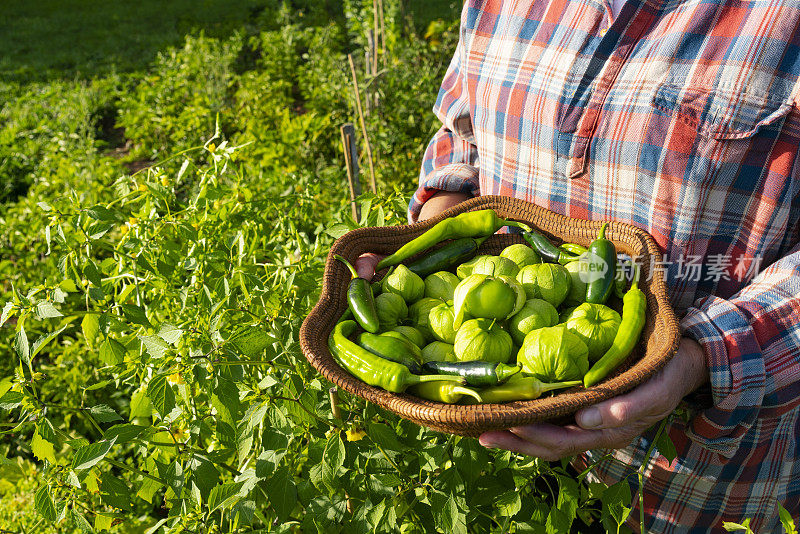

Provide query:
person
left=357, top=0, right=800, bottom=530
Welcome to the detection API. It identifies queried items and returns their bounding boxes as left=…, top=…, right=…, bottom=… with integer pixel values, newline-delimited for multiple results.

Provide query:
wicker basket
left=300, top=196, right=681, bottom=436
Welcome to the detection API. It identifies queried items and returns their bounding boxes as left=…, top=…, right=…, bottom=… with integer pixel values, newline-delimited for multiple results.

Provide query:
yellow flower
left=345, top=428, right=366, bottom=442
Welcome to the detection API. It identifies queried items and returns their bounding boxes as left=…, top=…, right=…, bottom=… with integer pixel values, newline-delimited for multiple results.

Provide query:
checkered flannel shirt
left=410, top=0, right=800, bottom=530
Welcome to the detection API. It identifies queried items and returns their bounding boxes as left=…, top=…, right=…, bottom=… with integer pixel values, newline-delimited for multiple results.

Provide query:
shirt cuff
left=680, top=297, right=765, bottom=458
left=407, top=164, right=480, bottom=223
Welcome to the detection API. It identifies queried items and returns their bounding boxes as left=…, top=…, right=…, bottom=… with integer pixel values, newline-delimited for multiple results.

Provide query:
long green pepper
left=409, top=381, right=483, bottom=403
left=463, top=374, right=581, bottom=403
left=376, top=209, right=531, bottom=271
left=329, top=320, right=463, bottom=393
left=583, top=267, right=647, bottom=387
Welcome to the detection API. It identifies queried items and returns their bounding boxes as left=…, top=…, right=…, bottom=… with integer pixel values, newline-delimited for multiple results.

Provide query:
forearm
left=417, top=191, right=471, bottom=222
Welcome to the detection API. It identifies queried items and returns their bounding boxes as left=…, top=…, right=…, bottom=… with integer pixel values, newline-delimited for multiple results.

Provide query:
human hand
left=478, top=337, right=708, bottom=460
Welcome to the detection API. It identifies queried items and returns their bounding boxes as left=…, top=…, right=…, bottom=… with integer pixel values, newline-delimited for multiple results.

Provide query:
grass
left=0, top=0, right=273, bottom=81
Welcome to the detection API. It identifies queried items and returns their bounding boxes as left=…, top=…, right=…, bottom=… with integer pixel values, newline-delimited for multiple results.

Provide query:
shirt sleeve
left=408, top=33, right=480, bottom=223
left=680, top=242, right=800, bottom=458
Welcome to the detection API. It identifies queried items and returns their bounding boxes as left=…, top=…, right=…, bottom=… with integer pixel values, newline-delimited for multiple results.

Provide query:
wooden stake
left=347, top=54, right=377, bottom=193
left=372, top=0, right=380, bottom=75
left=340, top=123, right=361, bottom=221
left=378, top=0, right=386, bottom=67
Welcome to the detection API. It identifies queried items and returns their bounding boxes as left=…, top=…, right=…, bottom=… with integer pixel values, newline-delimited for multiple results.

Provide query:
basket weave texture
left=300, top=196, right=681, bottom=436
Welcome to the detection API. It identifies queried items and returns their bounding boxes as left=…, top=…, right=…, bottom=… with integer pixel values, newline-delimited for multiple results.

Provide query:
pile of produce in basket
left=327, top=209, right=646, bottom=404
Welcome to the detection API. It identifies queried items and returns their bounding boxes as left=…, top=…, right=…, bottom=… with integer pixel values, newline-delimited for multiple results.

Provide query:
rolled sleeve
left=680, top=246, right=800, bottom=458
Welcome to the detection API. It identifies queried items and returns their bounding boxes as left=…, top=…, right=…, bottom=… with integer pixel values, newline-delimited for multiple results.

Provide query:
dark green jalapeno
left=329, top=320, right=463, bottom=393
left=421, top=360, right=521, bottom=387
left=335, top=255, right=380, bottom=333
left=409, top=380, right=483, bottom=403
left=357, top=332, right=422, bottom=374
left=584, top=267, right=647, bottom=388
left=376, top=209, right=531, bottom=271
left=522, top=230, right=582, bottom=265
left=406, top=237, right=488, bottom=278
left=585, top=223, right=616, bottom=304
left=464, top=374, right=581, bottom=403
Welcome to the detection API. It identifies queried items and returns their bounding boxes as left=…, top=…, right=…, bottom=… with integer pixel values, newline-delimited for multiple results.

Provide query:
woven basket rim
left=300, top=196, right=681, bottom=436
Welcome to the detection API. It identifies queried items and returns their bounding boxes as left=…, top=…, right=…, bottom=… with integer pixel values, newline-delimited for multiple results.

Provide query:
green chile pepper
left=464, top=374, right=582, bottom=403
left=357, top=332, right=422, bottom=374
left=406, top=236, right=488, bottom=278
left=585, top=223, right=616, bottom=304
left=335, top=254, right=379, bottom=333
left=521, top=229, right=582, bottom=265
left=583, top=268, right=647, bottom=387
left=421, top=360, right=521, bottom=387
left=409, top=380, right=483, bottom=403
left=329, top=320, right=462, bottom=393
left=376, top=209, right=531, bottom=270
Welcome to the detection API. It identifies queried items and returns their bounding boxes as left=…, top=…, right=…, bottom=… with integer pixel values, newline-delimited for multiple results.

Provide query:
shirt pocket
left=651, top=83, right=792, bottom=141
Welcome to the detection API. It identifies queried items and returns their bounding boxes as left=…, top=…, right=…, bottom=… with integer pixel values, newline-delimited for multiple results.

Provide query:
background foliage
left=3, top=1, right=778, bottom=533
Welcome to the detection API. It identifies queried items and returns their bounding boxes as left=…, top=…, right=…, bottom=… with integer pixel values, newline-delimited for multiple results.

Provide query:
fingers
left=354, top=253, right=384, bottom=280
left=480, top=424, right=641, bottom=461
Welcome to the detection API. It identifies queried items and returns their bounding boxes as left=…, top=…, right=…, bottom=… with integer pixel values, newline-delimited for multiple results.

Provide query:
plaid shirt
left=411, top=0, right=800, bottom=530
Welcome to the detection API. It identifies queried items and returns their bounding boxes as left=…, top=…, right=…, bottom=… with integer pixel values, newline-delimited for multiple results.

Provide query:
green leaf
left=122, top=304, right=151, bottom=327
left=31, top=429, right=57, bottom=463
left=546, top=506, right=572, bottom=534
left=103, top=423, right=146, bottom=444
left=86, top=205, right=118, bottom=222
left=69, top=509, right=94, bottom=533
left=30, top=325, right=68, bottom=360
left=655, top=430, right=678, bottom=464
left=36, top=301, right=63, bottom=319
left=0, top=390, right=24, bottom=410
left=82, top=314, right=101, bottom=349
left=438, top=494, right=467, bottom=534
left=495, top=489, right=522, bottom=517
left=230, top=326, right=274, bottom=357
left=99, top=338, right=126, bottom=366
left=322, top=432, right=345, bottom=489
left=157, top=323, right=183, bottom=345
left=83, top=261, right=103, bottom=288
left=34, top=485, right=57, bottom=521
left=723, top=521, right=752, bottom=532
left=89, top=404, right=122, bottom=423
left=14, top=328, right=31, bottom=370
left=129, top=387, right=152, bottom=419
left=779, top=504, right=798, bottom=534
left=1, top=301, right=15, bottom=326
left=602, top=481, right=633, bottom=530
left=268, top=466, right=297, bottom=522
left=94, top=513, right=114, bottom=531
left=324, top=224, right=351, bottom=239
left=211, top=377, right=241, bottom=426
left=139, top=334, right=169, bottom=358
left=208, top=481, right=245, bottom=512
left=100, top=471, right=132, bottom=511
left=147, top=374, right=176, bottom=417
left=72, top=437, right=116, bottom=471
left=188, top=455, right=220, bottom=502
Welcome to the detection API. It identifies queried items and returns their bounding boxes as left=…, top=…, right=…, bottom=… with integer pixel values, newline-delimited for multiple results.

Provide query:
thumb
left=575, top=380, right=664, bottom=429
